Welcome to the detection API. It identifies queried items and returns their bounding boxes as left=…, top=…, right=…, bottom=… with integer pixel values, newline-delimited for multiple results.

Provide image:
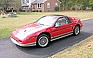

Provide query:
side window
left=65, top=16, right=72, bottom=23
left=26, top=0, right=29, bottom=3
left=56, top=17, right=68, bottom=26
left=47, top=3, right=50, bottom=8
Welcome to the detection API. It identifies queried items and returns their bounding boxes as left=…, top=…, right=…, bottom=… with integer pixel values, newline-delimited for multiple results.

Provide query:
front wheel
left=36, top=34, right=50, bottom=48
left=73, top=26, right=80, bottom=36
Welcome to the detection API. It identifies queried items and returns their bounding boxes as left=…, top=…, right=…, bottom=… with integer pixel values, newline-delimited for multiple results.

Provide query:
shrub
left=39, top=10, right=42, bottom=12
left=91, top=4, right=93, bottom=11
left=81, top=6, right=86, bottom=10
left=35, top=10, right=38, bottom=12
left=55, top=6, right=59, bottom=11
left=92, top=7, right=93, bottom=11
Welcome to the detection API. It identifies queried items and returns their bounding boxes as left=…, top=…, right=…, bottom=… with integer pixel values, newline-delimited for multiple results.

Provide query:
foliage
left=59, top=0, right=93, bottom=10
left=91, top=4, right=93, bottom=10
left=55, top=6, right=59, bottom=11
left=0, top=0, right=21, bottom=11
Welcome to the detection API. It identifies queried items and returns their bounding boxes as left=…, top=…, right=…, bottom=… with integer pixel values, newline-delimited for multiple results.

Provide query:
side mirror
left=55, top=23, right=59, bottom=28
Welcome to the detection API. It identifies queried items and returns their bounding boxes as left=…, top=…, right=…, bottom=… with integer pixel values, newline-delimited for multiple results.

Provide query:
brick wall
left=44, top=0, right=60, bottom=12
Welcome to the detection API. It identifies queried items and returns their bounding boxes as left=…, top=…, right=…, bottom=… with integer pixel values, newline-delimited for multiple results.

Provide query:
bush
left=92, top=7, right=93, bottom=11
left=32, top=10, right=42, bottom=12
left=55, top=6, right=59, bottom=11
left=36, top=10, right=38, bottom=12
left=81, top=6, right=86, bottom=10
left=91, top=4, right=93, bottom=11
left=39, top=10, right=42, bottom=12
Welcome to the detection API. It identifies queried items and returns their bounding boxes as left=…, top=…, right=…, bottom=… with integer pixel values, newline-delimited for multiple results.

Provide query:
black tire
left=36, top=34, right=50, bottom=48
left=73, top=25, right=80, bottom=36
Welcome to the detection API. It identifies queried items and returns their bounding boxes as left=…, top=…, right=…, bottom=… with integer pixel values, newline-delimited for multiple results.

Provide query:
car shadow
left=16, top=31, right=92, bottom=57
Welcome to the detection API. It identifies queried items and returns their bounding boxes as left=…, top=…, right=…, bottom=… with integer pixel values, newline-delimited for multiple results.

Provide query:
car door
left=51, top=17, right=73, bottom=38
left=61, top=16, right=74, bottom=33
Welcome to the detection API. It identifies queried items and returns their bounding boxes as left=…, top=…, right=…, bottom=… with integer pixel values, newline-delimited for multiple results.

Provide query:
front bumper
left=10, top=37, right=36, bottom=47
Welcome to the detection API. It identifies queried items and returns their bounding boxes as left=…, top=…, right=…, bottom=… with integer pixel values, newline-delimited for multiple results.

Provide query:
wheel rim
left=38, top=36, right=48, bottom=47
left=75, top=26, right=80, bottom=35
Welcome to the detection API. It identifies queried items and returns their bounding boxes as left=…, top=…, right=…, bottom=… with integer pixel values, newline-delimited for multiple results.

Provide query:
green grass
left=0, top=11, right=93, bottom=38
left=49, top=35, right=93, bottom=58
left=18, top=11, right=93, bottom=19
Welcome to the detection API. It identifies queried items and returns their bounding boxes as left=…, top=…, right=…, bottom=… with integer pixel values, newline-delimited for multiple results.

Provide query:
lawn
left=0, top=11, right=93, bottom=38
left=49, top=35, right=93, bottom=58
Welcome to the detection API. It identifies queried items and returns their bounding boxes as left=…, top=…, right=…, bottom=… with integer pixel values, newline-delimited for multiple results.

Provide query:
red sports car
left=10, top=15, right=82, bottom=48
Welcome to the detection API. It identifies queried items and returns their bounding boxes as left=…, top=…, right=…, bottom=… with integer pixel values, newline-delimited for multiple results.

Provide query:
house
left=6, top=2, right=20, bottom=12
left=0, top=6, right=4, bottom=10
left=21, top=0, right=61, bottom=12
left=31, top=0, right=61, bottom=12
left=21, top=0, right=35, bottom=11
left=0, top=6, right=4, bottom=14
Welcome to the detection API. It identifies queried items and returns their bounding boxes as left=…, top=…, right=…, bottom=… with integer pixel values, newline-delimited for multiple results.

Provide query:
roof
left=0, top=6, right=4, bottom=9
left=47, top=14, right=64, bottom=16
left=32, top=0, right=61, bottom=4
left=32, top=0, right=47, bottom=4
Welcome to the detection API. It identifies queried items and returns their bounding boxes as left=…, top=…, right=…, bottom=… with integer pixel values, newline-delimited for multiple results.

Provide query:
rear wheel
left=36, top=34, right=50, bottom=48
left=73, top=25, right=80, bottom=36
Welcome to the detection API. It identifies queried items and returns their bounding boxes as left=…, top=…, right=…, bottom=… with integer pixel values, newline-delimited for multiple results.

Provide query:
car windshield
left=35, top=16, right=57, bottom=26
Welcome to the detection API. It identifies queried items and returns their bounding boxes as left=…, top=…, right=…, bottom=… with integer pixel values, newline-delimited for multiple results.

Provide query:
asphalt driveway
left=0, top=19, right=93, bottom=58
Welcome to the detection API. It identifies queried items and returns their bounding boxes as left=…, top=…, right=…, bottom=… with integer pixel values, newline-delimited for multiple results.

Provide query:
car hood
left=14, top=23, right=51, bottom=40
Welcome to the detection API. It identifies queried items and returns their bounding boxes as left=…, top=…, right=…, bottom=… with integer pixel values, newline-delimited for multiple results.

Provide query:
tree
left=89, top=0, right=93, bottom=10
left=67, top=0, right=73, bottom=10
left=0, top=0, right=21, bottom=11
left=59, top=0, right=93, bottom=10
left=59, top=0, right=67, bottom=10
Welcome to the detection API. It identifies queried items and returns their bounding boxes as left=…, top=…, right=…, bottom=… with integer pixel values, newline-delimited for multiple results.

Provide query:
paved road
left=0, top=19, right=93, bottom=58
